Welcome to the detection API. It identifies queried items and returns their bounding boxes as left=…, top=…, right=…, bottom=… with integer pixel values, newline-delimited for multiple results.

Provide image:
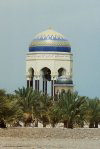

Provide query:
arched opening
left=41, top=67, right=51, bottom=81
left=27, top=68, right=34, bottom=88
left=40, top=67, right=51, bottom=94
left=28, top=68, right=34, bottom=78
left=58, top=68, right=66, bottom=77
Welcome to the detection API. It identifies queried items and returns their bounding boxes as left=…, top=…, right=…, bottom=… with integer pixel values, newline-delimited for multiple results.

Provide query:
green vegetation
left=0, top=88, right=100, bottom=128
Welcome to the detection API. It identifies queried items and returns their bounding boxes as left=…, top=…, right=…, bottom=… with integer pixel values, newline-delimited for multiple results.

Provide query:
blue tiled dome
left=29, top=28, right=71, bottom=52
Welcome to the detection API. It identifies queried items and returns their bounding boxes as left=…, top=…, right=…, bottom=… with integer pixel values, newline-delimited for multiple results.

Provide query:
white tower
left=26, top=28, right=73, bottom=96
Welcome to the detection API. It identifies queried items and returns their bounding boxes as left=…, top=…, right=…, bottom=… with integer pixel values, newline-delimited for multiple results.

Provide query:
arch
left=40, top=67, right=52, bottom=95
left=28, top=67, right=34, bottom=78
left=27, top=68, right=34, bottom=88
left=40, top=66, right=51, bottom=72
left=58, top=68, right=66, bottom=77
left=41, top=67, right=51, bottom=81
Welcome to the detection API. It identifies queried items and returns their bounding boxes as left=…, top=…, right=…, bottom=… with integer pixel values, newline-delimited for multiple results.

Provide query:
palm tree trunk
left=80, top=122, right=84, bottom=128
left=51, top=123, right=55, bottom=128
left=68, top=120, right=73, bottom=129
left=24, top=122, right=27, bottom=127
left=94, top=121, right=98, bottom=128
left=43, top=121, right=46, bottom=127
left=64, top=120, right=68, bottom=128
left=34, top=118, right=38, bottom=127
left=0, top=119, right=6, bottom=128
left=89, top=121, right=94, bottom=128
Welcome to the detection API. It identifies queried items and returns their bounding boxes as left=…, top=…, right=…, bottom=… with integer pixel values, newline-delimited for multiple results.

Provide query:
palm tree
left=15, top=87, right=35, bottom=112
left=48, top=100, right=60, bottom=127
left=57, top=90, right=86, bottom=128
left=15, top=87, right=35, bottom=126
left=0, top=89, right=22, bottom=127
left=0, top=89, right=7, bottom=128
left=15, top=87, right=43, bottom=127
left=86, top=98, right=100, bottom=128
left=0, top=89, right=6, bottom=97
left=34, top=94, right=52, bottom=127
left=6, top=94, right=23, bottom=127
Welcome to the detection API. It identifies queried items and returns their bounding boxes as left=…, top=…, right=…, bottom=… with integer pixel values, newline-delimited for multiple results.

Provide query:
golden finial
left=48, top=26, right=53, bottom=30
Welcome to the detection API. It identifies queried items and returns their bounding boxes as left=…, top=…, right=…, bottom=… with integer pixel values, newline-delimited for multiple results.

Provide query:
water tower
left=26, top=28, right=73, bottom=96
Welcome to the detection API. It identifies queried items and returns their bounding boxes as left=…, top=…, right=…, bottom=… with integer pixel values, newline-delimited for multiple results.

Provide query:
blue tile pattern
left=29, top=29, right=71, bottom=52
left=29, top=46, right=71, bottom=52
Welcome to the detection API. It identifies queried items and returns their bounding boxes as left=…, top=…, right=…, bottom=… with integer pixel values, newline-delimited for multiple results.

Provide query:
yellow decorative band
left=31, top=41, right=70, bottom=47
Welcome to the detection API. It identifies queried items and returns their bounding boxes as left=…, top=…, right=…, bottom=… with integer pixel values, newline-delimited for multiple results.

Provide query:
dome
left=29, top=28, right=71, bottom=52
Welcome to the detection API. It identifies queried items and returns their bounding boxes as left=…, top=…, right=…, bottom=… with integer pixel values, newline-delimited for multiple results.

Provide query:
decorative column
left=26, top=75, right=34, bottom=88
left=27, top=79, right=30, bottom=88
left=27, top=76, right=30, bottom=88
left=35, top=80, right=38, bottom=91
left=51, top=76, right=57, bottom=97
left=43, top=78, right=44, bottom=93
left=51, top=80, right=53, bottom=96
left=37, top=80, right=39, bottom=91
left=43, top=78, right=47, bottom=94
left=30, top=77, right=33, bottom=88
left=45, top=80, right=47, bottom=94
left=34, top=75, right=40, bottom=92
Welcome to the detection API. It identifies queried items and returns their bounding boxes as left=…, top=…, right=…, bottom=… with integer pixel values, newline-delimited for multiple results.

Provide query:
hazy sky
left=0, top=0, right=100, bottom=97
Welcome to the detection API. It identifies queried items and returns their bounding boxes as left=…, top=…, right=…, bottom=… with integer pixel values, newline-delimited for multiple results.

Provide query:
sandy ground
left=0, top=128, right=100, bottom=149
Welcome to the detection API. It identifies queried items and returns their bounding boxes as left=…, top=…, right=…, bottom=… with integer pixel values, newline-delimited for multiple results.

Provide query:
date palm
left=0, top=89, right=7, bottom=127
left=15, top=87, right=36, bottom=126
left=34, top=94, right=53, bottom=127
left=57, top=90, right=86, bottom=128
left=15, top=87, right=36, bottom=112
left=48, top=100, right=60, bottom=127
left=15, top=87, right=44, bottom=126
left=86, top=98, right=100, bottom=128
left=0, top=89, right=22, bottom=127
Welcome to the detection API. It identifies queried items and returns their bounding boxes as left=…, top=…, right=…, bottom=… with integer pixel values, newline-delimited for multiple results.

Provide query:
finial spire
left=48, top=26, right=53, bottom=30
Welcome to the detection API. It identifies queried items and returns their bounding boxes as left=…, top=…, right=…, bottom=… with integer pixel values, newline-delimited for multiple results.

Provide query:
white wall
left=26, top=52, right=73, bottom=79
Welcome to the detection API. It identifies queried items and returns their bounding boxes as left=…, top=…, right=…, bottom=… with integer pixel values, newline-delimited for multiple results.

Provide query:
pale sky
left=0, top=0, right=100, bottom=98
